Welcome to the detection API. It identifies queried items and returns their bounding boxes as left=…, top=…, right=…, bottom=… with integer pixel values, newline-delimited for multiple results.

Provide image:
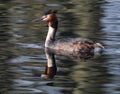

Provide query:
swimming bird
left=33, top=9, right=104, bottom=55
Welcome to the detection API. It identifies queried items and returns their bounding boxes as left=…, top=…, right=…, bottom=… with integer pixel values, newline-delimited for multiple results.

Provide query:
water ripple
left=10, top=55, right=46, bottom=63
left=16, top=43, right=43, bottom=49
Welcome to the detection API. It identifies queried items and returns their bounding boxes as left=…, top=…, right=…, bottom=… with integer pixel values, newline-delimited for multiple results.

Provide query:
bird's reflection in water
left=41, top=48, right=100, bottom=79
left=41, top=48, right=57, bottom=79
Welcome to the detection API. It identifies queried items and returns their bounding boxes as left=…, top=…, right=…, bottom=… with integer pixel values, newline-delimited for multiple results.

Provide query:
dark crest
left=44, top=9, right=57, bottom=15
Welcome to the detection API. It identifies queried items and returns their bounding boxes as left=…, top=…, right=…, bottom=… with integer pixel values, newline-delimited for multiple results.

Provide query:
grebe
left=34, top=10, right=104, bottom=54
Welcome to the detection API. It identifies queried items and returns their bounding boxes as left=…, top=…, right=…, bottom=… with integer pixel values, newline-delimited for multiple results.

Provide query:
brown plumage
left=33, top=9, right=104, bottom=56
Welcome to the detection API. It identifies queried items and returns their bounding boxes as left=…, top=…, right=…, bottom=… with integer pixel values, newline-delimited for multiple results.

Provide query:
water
left=0, top=0, right=120, bottom=94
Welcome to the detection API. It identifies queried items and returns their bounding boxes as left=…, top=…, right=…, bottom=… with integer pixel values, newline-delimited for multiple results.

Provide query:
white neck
left=45, top=26, right=56, bottom=47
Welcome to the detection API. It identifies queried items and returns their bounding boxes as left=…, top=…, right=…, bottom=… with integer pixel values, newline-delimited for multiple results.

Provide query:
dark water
left=0, top=0, right=120, bottom=94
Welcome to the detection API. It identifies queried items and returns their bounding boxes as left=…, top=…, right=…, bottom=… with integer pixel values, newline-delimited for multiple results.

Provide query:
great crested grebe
left=34, top=10, right=104, bottom=54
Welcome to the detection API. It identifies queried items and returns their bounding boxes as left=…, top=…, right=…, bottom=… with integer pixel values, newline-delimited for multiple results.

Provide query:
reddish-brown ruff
left=47, top=13, right=58, bottom=27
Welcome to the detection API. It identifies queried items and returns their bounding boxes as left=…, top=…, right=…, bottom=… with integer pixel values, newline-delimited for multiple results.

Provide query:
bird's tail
left=94, top=43, right=104, bottom=48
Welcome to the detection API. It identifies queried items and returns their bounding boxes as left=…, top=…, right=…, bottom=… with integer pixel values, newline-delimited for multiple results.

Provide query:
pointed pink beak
left=32, top=18, right=44, bottom=22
